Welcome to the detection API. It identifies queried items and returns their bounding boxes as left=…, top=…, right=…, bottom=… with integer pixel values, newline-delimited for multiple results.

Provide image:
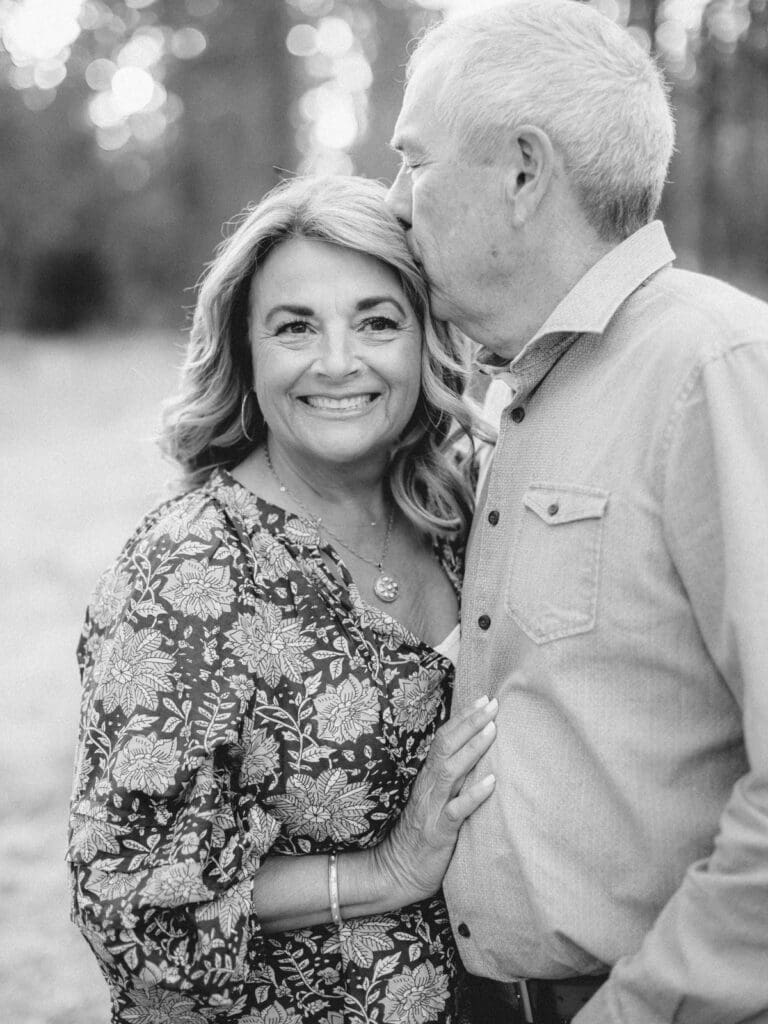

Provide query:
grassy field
left=0, top=332, right=182, bottom=1023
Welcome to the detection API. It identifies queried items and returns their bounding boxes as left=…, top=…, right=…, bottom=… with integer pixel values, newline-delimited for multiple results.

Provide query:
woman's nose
left=385, top=167, right=412, bottom=230
left=315, top=331, right=359, bottom=378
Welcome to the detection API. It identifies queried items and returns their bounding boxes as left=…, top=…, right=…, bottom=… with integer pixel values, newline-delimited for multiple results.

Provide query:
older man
left=387, top=2, right=768, bottom=1023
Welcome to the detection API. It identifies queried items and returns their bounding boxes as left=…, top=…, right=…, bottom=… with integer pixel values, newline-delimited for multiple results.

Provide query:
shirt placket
left=465, top=334, right=581, bottom=665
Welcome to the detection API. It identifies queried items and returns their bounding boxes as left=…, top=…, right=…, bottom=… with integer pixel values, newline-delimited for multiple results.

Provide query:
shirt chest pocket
left=505, top=484, right=608, bottom=644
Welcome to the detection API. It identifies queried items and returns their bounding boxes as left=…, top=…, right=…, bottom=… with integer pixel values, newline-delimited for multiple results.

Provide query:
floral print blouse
left=68, top=468, right=467, bottom=1023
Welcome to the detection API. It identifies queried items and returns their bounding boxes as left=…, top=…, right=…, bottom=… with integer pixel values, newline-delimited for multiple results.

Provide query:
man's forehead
left=390, top=65, right=441, bottom=153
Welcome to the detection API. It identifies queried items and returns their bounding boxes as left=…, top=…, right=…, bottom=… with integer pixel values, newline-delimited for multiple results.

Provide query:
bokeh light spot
left=303, top=52, right=334, bottom=79
left=300, top=148, right=355, bottom=175
left=590, top=0, right=621, bottom=21
left=627, top=25, right=652, bottom=52
left=8, top=64, right=36, bottom=89
left=316, top=16, right=354, bottom=57
left=111, top=66, right=155, bottom=116
left=286, top=24, right=318, bottom=57
left=170, top=27, right=207, bottom=59
left=656, top=18, right=689, bottom=58
left=89, top=91, right=123, bottom=129
left=96, top=122, right=132, bottom=150
left=33, top=60, right=66, bottom=90
left=2, top=0, right=84, bottom=66
left=332, top=53, right=373, bottom=93
left=118, top=32, right=164, bottom=69
left=85, top=58, right=117, bottom=91
left=311, top=85, right=358, bottom=149
left=78, top=1, right=104, bottom=31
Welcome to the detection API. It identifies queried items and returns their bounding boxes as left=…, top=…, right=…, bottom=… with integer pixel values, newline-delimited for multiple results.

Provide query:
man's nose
left=385, top=166, right=412, bottom=230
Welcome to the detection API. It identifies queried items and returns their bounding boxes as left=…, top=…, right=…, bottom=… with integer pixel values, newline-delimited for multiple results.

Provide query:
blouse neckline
left=206, top=467, right=460, bottom=661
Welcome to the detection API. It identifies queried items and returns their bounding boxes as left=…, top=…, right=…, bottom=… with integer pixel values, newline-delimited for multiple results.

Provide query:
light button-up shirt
left=444, top=222, right=768, bottom=1023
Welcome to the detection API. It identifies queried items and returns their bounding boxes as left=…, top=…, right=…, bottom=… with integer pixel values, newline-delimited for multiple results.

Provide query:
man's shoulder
left=631, top=265, right=768, bottom=358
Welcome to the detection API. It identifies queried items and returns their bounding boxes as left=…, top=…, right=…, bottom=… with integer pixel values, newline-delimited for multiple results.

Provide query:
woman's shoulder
left=84, top=469, right=288, bottom=634
left=119, top=477, right=234, bottom=562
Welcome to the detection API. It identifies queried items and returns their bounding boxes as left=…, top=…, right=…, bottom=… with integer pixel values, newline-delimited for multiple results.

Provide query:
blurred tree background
left=1, top=0, right=767, bottom=336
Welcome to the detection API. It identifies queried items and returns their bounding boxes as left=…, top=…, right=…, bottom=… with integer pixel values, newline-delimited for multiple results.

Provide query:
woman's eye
left=276, top=320, right=312, bottom=335
left=360, top=316, right=399, bottom=332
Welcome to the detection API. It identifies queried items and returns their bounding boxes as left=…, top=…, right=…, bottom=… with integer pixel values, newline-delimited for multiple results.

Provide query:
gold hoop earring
left=240, top=389, right=257, bottom=442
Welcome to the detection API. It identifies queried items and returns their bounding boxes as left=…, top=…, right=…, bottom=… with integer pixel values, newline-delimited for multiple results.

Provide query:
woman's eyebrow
left=356, top=295, right=407, bottom=316
left=264, top=303, right=314, bottom=321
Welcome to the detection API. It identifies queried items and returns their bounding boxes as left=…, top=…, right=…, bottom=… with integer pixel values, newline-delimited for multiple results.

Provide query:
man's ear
left=505, top=126, right=554, bottom=227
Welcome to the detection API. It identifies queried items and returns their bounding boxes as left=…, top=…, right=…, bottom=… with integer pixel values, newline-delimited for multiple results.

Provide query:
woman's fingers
left=378, top=699, right=499, bottom=906
left=424, top=698, right=498, bottom=798
left=434, top=696, right=498, bottom=759
left=447, top=717, right=496, bottom=798
left=444, top=773, right=496, bottom=824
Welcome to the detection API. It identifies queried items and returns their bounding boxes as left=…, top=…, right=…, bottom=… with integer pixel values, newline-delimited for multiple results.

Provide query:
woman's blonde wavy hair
left=160, top=175, right=482, bottom=540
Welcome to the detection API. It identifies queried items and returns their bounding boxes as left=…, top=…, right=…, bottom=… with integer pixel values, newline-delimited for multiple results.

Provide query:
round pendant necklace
left=264, top=444, right=400, bottom=603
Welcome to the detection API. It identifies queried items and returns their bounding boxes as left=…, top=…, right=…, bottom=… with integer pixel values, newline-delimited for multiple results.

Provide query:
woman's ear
left=505, top=126, right=555, bottom=227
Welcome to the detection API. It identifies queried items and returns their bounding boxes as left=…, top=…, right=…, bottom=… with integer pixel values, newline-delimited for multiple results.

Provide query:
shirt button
left=457, top=922, right=471, bottom=938
left=511, top=407, right=525, bottom=423
left=547, top=503, right=559, bottom=516
left=487, top=510, right=500, bottom=526
left=478, top=614, right=491, bottom=630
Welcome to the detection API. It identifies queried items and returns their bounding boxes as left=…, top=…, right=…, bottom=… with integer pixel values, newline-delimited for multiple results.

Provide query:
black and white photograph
left=1, top=1, right=767, bottom=1021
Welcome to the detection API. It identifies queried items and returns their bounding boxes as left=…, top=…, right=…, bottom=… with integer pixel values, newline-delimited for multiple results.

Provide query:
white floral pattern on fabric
left=68, top=469, right=467, bottom=1023
left=239, top=723, right=280, bottom=787
left=266, top=769, right=376, bottom=844
left=224, top=602, right=315, bottom=686
left=390, top=670, right=444, bottom=733
left=95, top=624, right=175, bottom=715
left=383, top=963, right=452, bottom=1024
left=111, top=734, right=180, bottom=794
left=160, top=560, right=236, bottom=619
left=315, top=677, right=381, bottom=743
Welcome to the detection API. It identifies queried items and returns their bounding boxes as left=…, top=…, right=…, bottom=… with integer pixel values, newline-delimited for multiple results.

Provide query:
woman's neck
left=254, top=437, right=391, bottom=526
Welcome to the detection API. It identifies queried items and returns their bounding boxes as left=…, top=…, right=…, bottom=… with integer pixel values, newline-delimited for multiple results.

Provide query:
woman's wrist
left=252, top=846, right=411, bottom=935
left=338, top=844, right=411, bottom=919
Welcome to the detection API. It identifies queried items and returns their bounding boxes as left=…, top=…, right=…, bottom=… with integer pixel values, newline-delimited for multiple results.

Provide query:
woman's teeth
left=304, top=395, right=374, bottom=410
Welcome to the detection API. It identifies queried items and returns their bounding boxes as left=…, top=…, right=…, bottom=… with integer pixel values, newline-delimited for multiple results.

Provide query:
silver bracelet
left=328, top=852, right=343, bottom=928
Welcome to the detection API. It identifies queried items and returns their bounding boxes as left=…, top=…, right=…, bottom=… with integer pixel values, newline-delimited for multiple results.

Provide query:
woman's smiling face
left=249, top=236, right=423, bottom=472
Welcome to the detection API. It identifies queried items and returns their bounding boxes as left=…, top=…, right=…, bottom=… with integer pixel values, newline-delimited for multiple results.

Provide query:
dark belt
left=466, top=973, right=608, bottom=1024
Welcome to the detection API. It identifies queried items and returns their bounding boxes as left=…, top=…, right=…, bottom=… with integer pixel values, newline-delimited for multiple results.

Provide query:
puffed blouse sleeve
left=67, top=493, right=281, bottom=1014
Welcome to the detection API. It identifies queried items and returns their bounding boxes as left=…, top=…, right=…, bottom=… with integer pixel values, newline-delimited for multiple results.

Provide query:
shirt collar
left=476, top=221, right=676, bottom=379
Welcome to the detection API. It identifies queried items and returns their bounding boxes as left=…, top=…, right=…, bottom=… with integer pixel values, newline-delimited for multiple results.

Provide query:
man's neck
left=469, top=224, right=615, bottom=362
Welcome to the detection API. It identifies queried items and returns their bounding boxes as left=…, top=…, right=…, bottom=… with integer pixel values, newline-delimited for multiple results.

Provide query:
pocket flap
left=523, top=485, right=608, bottom=525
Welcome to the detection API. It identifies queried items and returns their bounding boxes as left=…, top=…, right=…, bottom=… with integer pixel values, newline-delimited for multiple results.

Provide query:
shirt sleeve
left=577, top=340, right=768, bottom=1024
left=67, top=500, right=281, bottom=1016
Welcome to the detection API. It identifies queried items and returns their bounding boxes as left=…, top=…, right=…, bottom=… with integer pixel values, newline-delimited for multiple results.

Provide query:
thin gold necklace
left=264, top=444, right=400, bottom=603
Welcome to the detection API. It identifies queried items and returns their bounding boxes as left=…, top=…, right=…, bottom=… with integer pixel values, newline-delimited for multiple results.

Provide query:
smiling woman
left=67, top=175, right=497, bottom=1023
left=248, top=237, right=422, bottom=476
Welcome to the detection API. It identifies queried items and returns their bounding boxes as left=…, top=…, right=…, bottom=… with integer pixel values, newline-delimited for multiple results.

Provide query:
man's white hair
left=407, top=0, right=675, bottom=240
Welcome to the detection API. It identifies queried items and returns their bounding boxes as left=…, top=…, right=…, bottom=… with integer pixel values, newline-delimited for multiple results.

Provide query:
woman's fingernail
left=482, top=721, right=496, bottom=736
left=488, top=697, right=498, bottom=711
left=483, top=774, right=496, bottom=786
left=473, top=695, right=489, bottom=708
